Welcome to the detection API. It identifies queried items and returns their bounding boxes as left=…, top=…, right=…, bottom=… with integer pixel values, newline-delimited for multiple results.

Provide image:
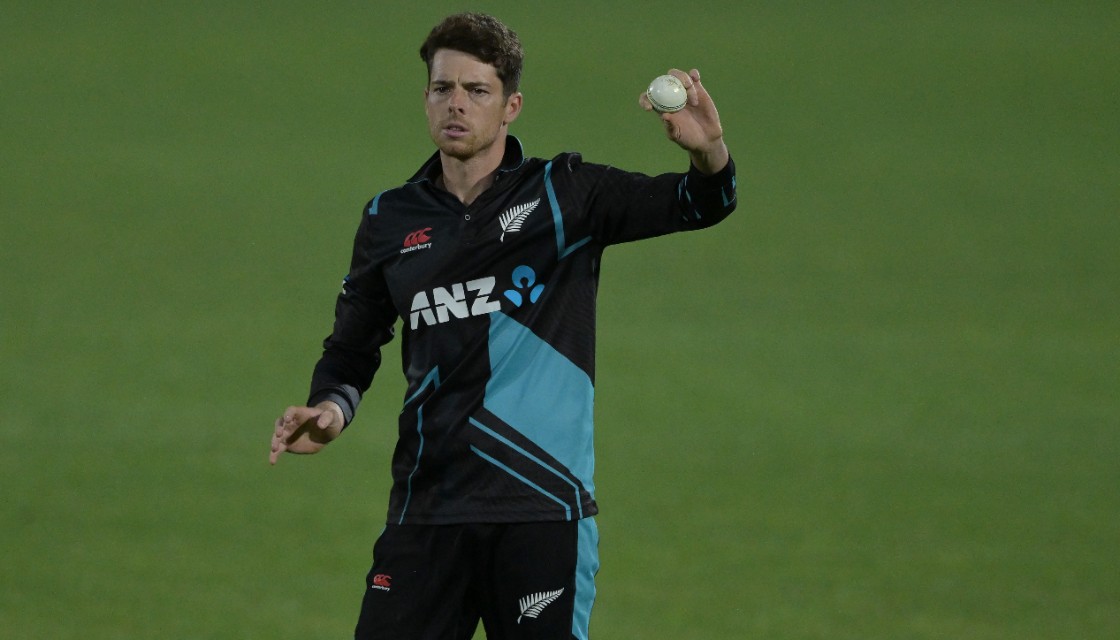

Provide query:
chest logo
left=498, top=199, right=540, bottom=242
left=401, top=227, right=433, bottom=254
left=409, top=277, right=501, bottom=330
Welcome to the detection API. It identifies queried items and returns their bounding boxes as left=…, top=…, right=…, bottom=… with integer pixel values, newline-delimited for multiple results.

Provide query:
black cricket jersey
left=308, top=136, right=737, bottom=525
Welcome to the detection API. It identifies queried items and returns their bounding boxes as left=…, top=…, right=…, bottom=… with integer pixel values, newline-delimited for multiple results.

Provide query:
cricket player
left=270, top=12, right=737, bottom=639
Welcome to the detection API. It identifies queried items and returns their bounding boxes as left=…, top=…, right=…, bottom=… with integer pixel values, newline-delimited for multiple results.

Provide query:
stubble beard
left=434, top=128, right=500, bottom=162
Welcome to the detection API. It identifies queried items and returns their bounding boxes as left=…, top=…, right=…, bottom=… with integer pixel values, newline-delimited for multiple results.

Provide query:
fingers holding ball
left=643, top=68, right=703, bottom=113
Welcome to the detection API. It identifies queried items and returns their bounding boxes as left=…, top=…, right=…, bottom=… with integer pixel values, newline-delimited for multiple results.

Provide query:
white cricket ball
left=646, top=74, right=687, bottom=113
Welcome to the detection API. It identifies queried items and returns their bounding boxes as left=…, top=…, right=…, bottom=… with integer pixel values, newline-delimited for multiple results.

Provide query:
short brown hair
left=419, top=13, right=524, bottom=97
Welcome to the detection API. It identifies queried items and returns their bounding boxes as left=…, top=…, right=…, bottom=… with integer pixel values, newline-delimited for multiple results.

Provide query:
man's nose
left=448, top=87, right=467, bottom=112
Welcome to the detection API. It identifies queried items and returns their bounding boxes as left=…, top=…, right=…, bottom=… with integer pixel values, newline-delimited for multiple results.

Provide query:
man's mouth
left=443, top=123, right=469, bottom=138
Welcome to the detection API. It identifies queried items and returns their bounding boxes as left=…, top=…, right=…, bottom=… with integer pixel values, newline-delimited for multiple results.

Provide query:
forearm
left=308, top=284, right=397, bottom=427
left=583, top=154, right=737, bottom=244
left=308, top=342, right=381, bottom=427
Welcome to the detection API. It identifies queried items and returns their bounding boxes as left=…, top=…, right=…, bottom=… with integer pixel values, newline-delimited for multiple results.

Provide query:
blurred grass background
left=2, top=1, right=1117, bottom=638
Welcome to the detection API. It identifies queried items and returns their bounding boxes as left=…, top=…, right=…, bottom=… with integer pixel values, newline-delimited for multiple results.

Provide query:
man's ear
left=504, top=92, right=523, bottom=126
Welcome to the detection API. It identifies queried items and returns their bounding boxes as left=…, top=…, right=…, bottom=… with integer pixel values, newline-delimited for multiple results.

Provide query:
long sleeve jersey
left=308, top=136, right=737, bottom=525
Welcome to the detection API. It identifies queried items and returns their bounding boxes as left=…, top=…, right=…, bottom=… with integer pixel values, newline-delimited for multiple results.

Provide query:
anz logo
left=409, top=266, right=544, bottom=330
left=409, top=277, right=500, bottom=330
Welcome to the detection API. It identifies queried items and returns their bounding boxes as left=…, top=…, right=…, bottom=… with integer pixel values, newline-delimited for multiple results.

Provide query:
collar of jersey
left=408, top=135, right=528, bottom=185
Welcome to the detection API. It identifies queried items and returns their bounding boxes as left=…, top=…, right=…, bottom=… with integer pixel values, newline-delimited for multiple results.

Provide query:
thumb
left=318, top=405, right=342, bottom=430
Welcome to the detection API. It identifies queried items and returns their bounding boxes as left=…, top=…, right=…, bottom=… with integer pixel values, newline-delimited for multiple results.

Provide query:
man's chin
left=439, top=145, right=474, bottom=160
left=429, top=135, right=469, bottom=157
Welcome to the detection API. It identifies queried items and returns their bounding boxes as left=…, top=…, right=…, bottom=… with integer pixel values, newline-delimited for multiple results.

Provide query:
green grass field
left=3, top=1, right=1117, bottom=638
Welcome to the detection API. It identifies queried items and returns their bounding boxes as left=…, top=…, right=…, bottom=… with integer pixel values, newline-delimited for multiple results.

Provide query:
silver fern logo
left=517, top=588, right=564, bottom=624
left=499, top=198, right=540, bottom=242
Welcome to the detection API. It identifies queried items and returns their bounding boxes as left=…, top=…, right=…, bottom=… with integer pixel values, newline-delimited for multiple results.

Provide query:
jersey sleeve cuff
left=687, top=154, right=735, bottom=189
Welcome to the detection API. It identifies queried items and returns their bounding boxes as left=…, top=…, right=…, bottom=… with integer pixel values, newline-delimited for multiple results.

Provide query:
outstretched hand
left=639, top=68, right=729, bottom=175
left=269, top=402, right=344, bottom=465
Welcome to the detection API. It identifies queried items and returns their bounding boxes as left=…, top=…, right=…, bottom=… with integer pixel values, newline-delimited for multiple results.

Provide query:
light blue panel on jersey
left=485, top=312, right=596, bottom=496
left=543, top=160, right=591, bottom=259
left=572, top=517, right=600, bottom=640
left=398, top=366, right=441, bottom=524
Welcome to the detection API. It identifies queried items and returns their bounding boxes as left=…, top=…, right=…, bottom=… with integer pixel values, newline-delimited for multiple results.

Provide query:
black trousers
left=355, top=520, right=599, bottom=640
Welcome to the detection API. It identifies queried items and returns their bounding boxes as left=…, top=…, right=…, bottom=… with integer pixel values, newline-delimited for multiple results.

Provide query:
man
left=270, top=12, right=736, bottom=640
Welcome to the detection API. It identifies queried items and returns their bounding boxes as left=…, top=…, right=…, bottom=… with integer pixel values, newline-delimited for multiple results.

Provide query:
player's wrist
left=689, top=140, right=729, bottom=175
left=315, top=400, right=346, bottom=429
left=308, top=387, right=359, bottom=427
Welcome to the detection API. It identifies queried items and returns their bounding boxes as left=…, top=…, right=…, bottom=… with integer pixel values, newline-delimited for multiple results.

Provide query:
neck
left=438, top=157, right=497, bottom=205
left=438, top=136, right=507, bottom=205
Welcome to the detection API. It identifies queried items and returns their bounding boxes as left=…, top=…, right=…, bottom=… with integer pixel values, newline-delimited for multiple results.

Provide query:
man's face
left=425, top=49, right=521, bottom=161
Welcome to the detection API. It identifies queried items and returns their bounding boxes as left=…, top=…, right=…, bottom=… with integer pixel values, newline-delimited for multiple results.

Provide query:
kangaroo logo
left=504, top=265, right=544, bottom=307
